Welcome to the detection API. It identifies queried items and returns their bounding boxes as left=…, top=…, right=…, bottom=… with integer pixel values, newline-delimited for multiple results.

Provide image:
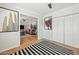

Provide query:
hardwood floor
left=0, top=35, right=79, bottom=55
left=0, top=35, right=38, bottom=55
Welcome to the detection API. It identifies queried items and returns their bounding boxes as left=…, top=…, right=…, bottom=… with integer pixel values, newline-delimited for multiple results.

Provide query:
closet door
left=53, top=18, right=58, bottom=42
left=53, top=17, right=64, bottom=43
left=64, top=16, right=73, bottom=46
left=71, top=14, right=79, bottom=48
left=57, top=17, right=64, bottom=43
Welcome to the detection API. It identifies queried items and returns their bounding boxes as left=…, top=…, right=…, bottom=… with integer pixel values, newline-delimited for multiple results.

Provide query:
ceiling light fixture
left=48, top=3, right=52, bottom=8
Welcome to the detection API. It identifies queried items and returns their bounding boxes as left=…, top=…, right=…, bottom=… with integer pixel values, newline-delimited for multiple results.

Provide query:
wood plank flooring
left=10, top=40, right=73, bottom=55
left=0, top=35, right=79, bottom=55
left=0, top=35, right=38, bottom=55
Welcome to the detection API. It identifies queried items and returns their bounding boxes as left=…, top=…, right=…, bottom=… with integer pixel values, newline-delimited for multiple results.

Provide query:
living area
left=20, top=14, right=37, bottom=40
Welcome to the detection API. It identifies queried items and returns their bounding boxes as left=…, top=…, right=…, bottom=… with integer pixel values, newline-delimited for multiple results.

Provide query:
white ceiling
left=4, top=3, right=78, bottom=16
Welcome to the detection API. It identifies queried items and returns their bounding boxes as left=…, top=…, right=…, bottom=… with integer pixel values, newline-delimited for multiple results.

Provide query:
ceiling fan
left=48, top=3, right=52, bottom=8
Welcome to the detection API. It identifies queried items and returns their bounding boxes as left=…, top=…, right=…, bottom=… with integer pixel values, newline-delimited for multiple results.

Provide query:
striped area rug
left=10, top=40, right=73, bottom=55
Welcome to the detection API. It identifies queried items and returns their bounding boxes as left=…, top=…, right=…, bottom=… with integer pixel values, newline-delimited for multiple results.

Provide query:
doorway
left=20, top=14, right=38, bottom=44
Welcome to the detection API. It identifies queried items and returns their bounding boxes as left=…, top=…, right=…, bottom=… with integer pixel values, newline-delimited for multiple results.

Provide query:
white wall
left=0, top=4, right=39, bottom=52
left=38, top=16, right=44, bottom=39
left=0, top=32, right=20, bottom=52
left=38, top=15, right=52, bottom=40
left=38, top=4, right=79, bottom=48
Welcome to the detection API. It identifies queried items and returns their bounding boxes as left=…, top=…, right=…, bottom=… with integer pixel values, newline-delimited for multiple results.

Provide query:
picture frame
left=0, top=7, right=19, bottom=32
left=44, top=16, right=52, bottom=30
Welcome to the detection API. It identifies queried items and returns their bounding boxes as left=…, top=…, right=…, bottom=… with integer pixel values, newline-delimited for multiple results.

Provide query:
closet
left=52, top=13, right=79, bottom=48
left=53, top=17, right=64, bottom=43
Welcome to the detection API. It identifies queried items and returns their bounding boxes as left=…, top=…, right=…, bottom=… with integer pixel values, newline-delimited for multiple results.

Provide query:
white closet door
left=53, top=17, right=64, bottom=43
left=64, top=16, right=73, bottom=46
left=53, top=18, right=58, bottom=42
left=72, top=14, right=79, bottom=48
left=57, top=17, right=64, bottom=43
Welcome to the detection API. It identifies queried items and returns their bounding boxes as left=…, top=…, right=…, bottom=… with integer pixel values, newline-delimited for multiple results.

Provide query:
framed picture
left=44, top=16, right=52, bottom=30
left=0, top=7, right=19, bottom=32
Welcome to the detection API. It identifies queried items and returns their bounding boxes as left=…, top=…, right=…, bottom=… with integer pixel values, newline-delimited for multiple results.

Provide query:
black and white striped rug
left=10, top=41, right=73, bottom=55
